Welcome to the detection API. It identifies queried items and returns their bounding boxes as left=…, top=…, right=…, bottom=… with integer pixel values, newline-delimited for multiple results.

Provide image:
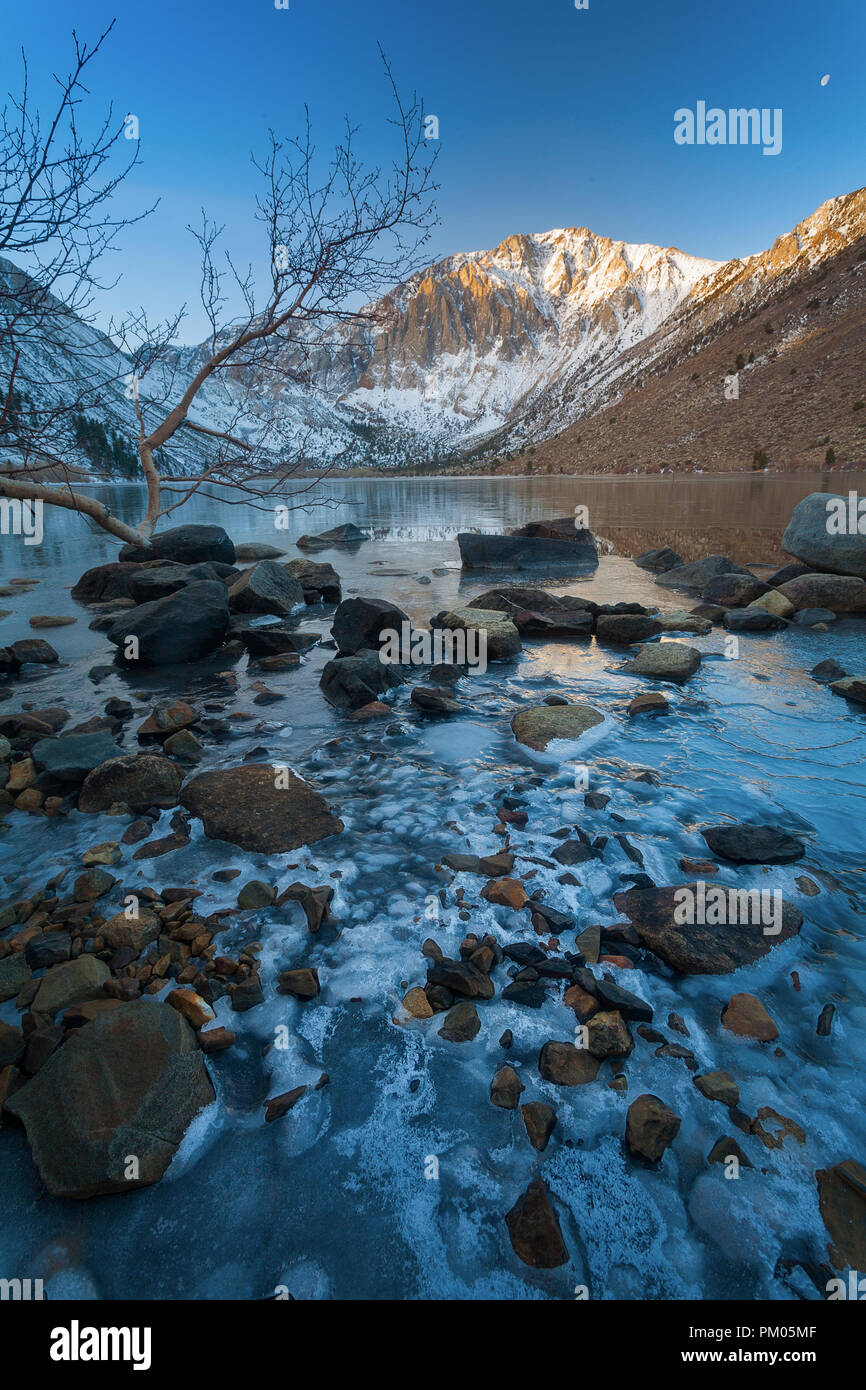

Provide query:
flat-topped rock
left=614, top=882, right=802, bottom=974
left=512, top=702, right=604, bottom=751
left=437, top=606, right=521, bottom=660
left=621, top=642, right=701, bottom=683
left=181, top=763, right=343, bottom=853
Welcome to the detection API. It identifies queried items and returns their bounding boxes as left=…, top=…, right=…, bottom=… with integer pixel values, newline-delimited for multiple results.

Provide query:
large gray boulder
left=119, top=524, right=235, bottom=566
left=6, top=1000, right=215, bottom=1198
left=106, top=580, right=229, bottom=665
left=320, top=653, right=405, bottom=709
left=227, top=560, right=304, bottom=617
left=331, top=596, right=409, bottom=655
left=655, top=555, right=754, bottom=590
left=777, top=573, right=866, bottom=613
left=467, top=587, right=595, bottom=635
left=782, top=493, right=866, bottom=578
left=32, top=732, right=123, bottom=783
left=458, top=522, right=598, bottom=571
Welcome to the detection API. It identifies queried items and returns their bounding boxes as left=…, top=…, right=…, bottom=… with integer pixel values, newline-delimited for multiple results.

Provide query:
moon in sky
left=820, top=74, right=831, bottom=86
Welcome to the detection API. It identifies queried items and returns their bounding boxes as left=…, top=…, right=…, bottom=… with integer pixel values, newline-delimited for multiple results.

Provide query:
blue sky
left=4, top=0, right=864, bottom=340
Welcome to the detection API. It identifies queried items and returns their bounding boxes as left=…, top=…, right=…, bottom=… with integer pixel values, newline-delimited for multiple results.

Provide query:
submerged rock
left=626, top=1093, right=681, bottom=1162
left=703, top=823, right=805, bottom=864
left=296, top=523, right=366, bottom=551
left=816, top=1160, right=866, bottom=1270
left=511, top=702, right=604, bottom=751
left=504, top=1178, right=568, bottom=1268
left=830, top=676, right=866, bottom=706
left=614, top=883, right=802, bottom=974
left=635, top=547, right=682, bottom=574
left=181, top=764, right=343, bottom=853
left=6, top=1000, right=214, bottom=1197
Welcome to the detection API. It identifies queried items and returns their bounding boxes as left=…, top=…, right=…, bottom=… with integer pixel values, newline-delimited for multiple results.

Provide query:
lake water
left=0, top=472, right=864, bottom=1300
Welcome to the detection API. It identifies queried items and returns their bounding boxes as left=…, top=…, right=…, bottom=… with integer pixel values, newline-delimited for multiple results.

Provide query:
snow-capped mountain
left=2, top=186, right=864, bottom=476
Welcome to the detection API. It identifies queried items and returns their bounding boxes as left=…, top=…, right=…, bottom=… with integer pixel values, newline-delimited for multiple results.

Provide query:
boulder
left=702, top=824, right=805, bottom=863
left=11, top=639, right=58, bottom=665
left=467, top=588, right=595, bottom=635
left=320, top=653, right=405, bottom=710
left=621, top=642, right=701, bottom=683
left=793, top=607, right=837, bottom=626
left=702, top=574, right=770, bottom=607
left=106, top=581, right=229, bottom=666
left=119, top=524, right=235, bottom=566
left=458, top=524, right=598, bottom=570
left=766, top=560, right=812, bottom=587
left=614, top=882, right=802, bottom=974
left=748, top=590, right=795, bottom=619
left=656, top=611, right=712, bottom=634
left=538, top=1040, right=600, bottom=1086
left=435, top=606, right=521, bottom=661
left=777, top=573, right=866, bottom=613
left=723, top=608, right=787, bottom=632
left=283, top=558, right=342, bottom=603
left=0, top=952, right=31, bottom=1002
left=233, top=543, right=287, bottom=561
left=596, top=614, right=662, bottom=644
left=438, top=1000, right=481, bottom=1042
left=32, top=955, right=111, bottom=1015
left=626, top=1093, right=681, bottom=1161
left=6, top=1000, right=214, bottom=1197
left=490, top=1064, right=525, bottom=1109
left=521, top=1101, right=557, bottom=1152
left=71, top=562, right=141, bottom=602
left=332, top=596, right=409, bottom=655
left=693, top=1070, right=740, bottom=1106
left=137, top=701, right=198, bottom=742
left=32, top=732, right=122, bottom=783
left=511, top=703, right=604, bottom=752
left=830, top=677, right=866, bottom=706
left=635, top=547, right=683, bottom=574
left=816, top=1160, right=866, bottom=1270
left=782, top=493, right=866, bottom=579
left=721, top=992, right=778, bottom=1041
left=505, top=1178, right=568, bottom=1268
left=180, top=763, right=343, bottom=853
left=78, top=754, right=184, bottom=813
left=127, top=561, right=230, bottom=604
left=227, top=561, right=304, bottom=617
left=296, top=523, right=366, bottom=551
left=655, top=555, right=754, bottom=590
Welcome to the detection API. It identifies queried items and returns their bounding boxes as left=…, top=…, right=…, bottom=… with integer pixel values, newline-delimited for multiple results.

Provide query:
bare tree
left=0, top=23, right=156, bottom=542
left=0, top=39, right=438, bottom=548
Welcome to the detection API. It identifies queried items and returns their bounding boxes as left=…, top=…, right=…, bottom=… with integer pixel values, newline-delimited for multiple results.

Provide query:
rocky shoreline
left=0, top=493, right=864, bottom=1296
